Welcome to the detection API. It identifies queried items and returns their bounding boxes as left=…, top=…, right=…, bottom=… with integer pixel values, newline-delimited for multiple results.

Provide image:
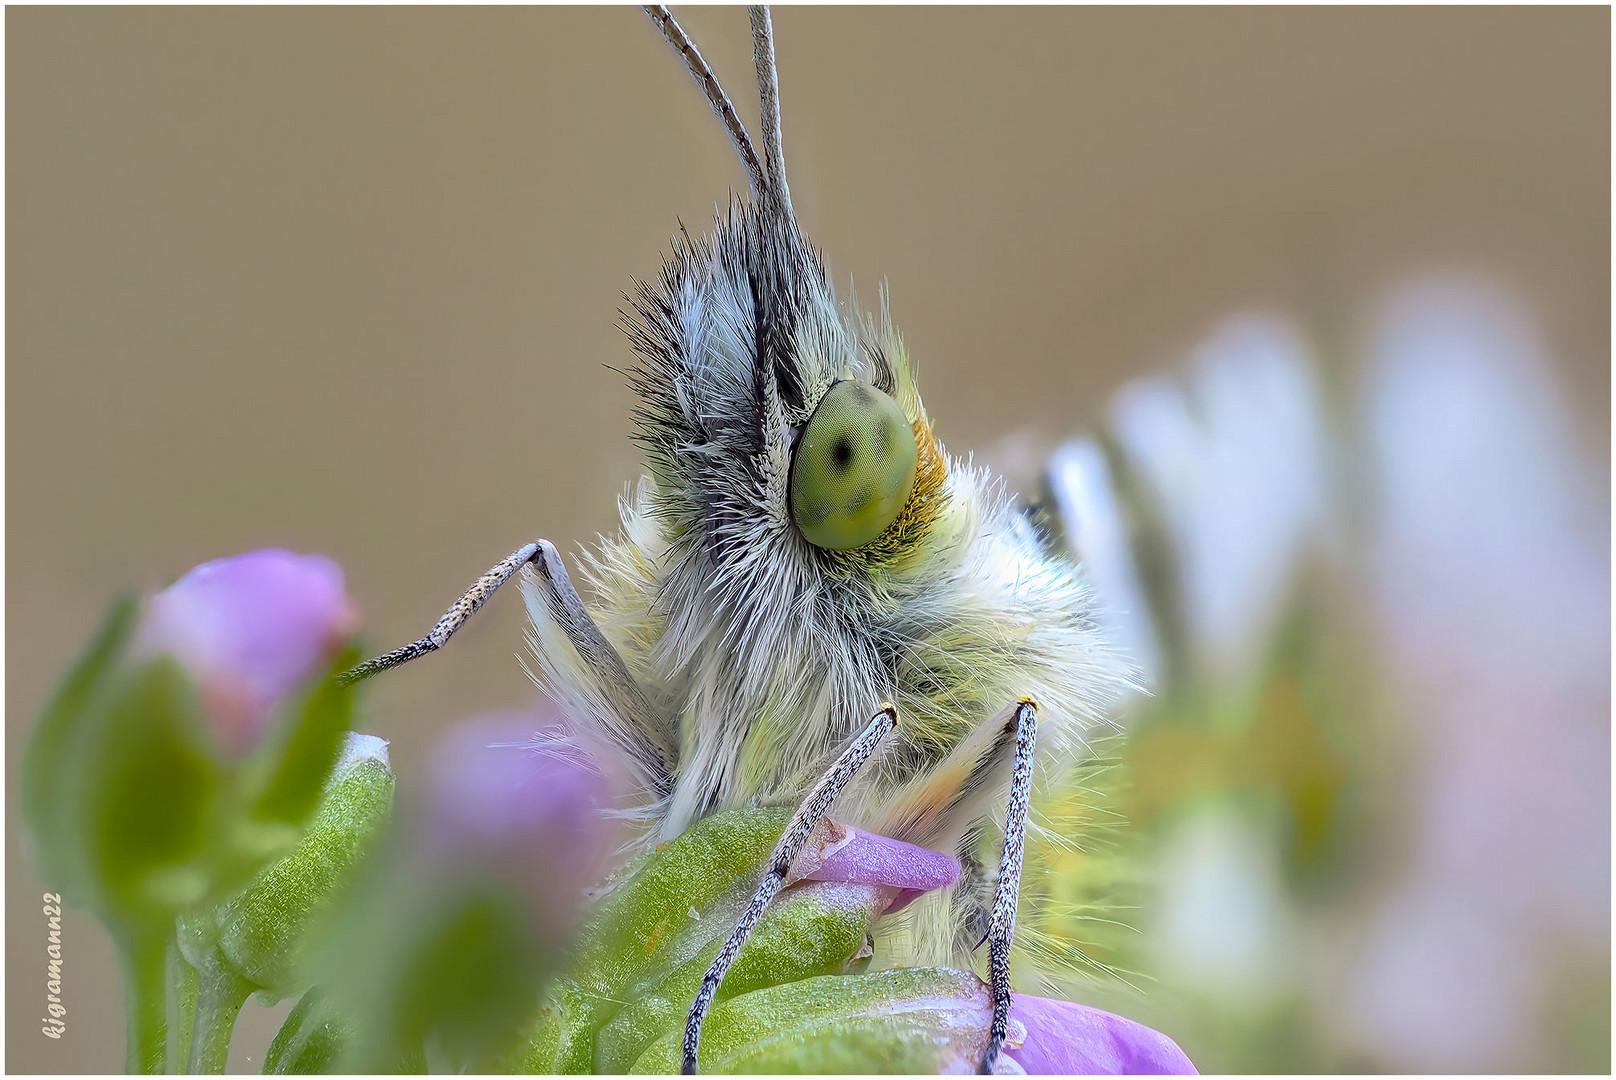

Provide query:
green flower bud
left=19, top=552, right=362, bottom=1074
left=178, top=733, right=395, bottom=999
left=513, top=806, right=963, bottom=1073
left=21, top=596, right=140, bottom=902
left=175, top=733, right=393, bottom=1074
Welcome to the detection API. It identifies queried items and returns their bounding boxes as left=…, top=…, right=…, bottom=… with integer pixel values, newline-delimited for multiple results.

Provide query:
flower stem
left=168, top=940, right=199, bottom=1068
left=118, top=930, right=169, bottom=1074
left=186, top=950, right=253, bottom=1074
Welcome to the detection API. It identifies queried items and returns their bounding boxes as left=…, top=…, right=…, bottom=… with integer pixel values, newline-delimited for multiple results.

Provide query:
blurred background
left=7, top=6, right=1608, bottom=1073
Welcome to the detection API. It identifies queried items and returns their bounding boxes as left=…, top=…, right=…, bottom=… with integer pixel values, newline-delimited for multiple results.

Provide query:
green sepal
left=401, top=890, right=557, bottom=1072
left=512, top=807, right=797, bottom=1071
left=186, top=649, right=362, bottom=909
left=179, top=740, right=394, bottom=1002
left=20, top=595, right=141, bottom=895
left=573, top=807, right=797, bottom=995
left=319, top=870, right=561, bottom=1074
left=75, top=656, right=223, bottom=929
left=243, top=648, right=359, bottom=828
left=628, top=967, right=995, bottom=1074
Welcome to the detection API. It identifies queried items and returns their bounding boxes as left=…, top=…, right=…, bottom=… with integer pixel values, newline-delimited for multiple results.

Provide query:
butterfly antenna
left=644, top=5, right=767, bottom=200
left=748, top=5, right=795, bottom=220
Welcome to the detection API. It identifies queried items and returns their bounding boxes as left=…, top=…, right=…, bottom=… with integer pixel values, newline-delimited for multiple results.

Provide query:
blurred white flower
left=1109, top=315, right=1328, bottom=690
left=1047, top=437, right=1163, bottom=691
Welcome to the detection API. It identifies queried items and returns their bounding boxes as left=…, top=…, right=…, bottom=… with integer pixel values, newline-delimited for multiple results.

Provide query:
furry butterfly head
left=625, top=10, right=953, bottom=626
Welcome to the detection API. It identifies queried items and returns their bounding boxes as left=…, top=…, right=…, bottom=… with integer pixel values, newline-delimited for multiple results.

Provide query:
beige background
left=8, top=6, right=1608, bottom=1072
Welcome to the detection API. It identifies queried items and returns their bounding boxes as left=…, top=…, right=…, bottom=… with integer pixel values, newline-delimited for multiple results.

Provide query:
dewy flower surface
left=134, top=548, right=358, bottom=753
left=1006, top=994, right=1197, bottom=1074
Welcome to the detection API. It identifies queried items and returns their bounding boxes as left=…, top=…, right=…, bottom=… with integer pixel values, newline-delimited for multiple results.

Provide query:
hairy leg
left=978, top=699, right=1037, bottom=1074
left=682, top=705, right=899, bottom=1074
left=340, top=540, right=674, bottom=793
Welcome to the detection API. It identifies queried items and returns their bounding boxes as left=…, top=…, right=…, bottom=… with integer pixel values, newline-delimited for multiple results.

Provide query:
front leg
left=682, top=705, right=899, bottom=1074
left=340, top=539, right=675, bottom=796
left=980, top=698, right=1037, bottom=1074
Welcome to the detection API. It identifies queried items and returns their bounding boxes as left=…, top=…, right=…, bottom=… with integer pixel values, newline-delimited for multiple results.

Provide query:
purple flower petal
left=419, top=712, right=617, bottom=935
left=136, top=549, right=358, bottom=753
left=1006, top=994, right=1197, bottom=1075
left=800, top=825, right=961, bottom=913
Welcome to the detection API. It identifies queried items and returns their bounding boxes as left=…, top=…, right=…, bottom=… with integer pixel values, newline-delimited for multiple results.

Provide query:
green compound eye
left=789, top=380, right=919, bottom=551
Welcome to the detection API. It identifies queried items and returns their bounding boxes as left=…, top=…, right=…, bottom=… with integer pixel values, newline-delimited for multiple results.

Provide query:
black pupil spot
left=831, top=437, right=854, bottom=471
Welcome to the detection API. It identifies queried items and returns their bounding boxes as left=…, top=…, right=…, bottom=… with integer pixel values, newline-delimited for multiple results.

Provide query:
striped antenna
left=643, top=5, right=767, bottom=199
left=748, top=6, right=795, bottom=219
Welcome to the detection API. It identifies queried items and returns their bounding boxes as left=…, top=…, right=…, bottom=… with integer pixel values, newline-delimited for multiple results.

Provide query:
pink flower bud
left=136, top=549, right=359, bottom=754
left=419, top=712, right=618, bottom=938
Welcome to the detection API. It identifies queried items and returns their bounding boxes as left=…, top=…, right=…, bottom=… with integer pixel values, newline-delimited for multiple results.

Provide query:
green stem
left=168, top=941, right=199, bottom=1073
left=186, top=950, right=253, bottom=1074
left=119, top=930, right=170, bottom=1074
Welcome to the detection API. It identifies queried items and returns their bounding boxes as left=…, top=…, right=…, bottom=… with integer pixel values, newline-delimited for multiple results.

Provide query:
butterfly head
left=626, top=9, right=952, bottom=599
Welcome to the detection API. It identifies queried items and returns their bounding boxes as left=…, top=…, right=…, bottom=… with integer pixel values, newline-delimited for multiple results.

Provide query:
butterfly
left=342, top=7, right=1130, bottom=1072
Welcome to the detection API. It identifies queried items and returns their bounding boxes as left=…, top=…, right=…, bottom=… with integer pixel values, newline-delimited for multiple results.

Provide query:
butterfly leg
left=682, top=704, right=899, bottom=1074
left=978, top=698, right=1037, bottom=1074
left=339, top=540, right=675, bottom=790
